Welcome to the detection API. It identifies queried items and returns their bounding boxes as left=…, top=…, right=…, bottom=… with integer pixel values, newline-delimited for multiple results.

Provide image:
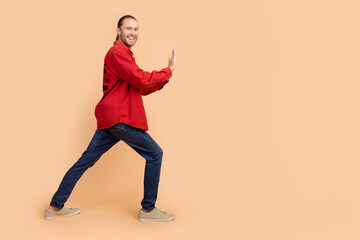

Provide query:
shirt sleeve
left=140, top=79, right=170, bottom=96
left=109, top=48, right=172, bottom=90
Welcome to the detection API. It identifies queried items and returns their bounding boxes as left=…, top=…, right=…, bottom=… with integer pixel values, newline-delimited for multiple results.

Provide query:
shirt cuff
left=164, top=67, right=172, bottom=80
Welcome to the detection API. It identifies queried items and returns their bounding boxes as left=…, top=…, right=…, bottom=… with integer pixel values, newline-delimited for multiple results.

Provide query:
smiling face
left=117, top=18, right=139, bottom=49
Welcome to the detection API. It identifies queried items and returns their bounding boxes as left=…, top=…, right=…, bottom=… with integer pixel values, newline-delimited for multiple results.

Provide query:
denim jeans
left=50, top=123, right=163, bottom=210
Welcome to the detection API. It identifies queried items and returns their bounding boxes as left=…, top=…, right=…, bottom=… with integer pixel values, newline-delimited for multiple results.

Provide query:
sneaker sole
left=45, top=209, right=81, bottom=220
left=139, top=216, right=175, bottom=222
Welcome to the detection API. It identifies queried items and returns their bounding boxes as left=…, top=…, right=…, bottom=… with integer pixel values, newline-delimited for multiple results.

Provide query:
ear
left=117, top=27, right=121, bottom=35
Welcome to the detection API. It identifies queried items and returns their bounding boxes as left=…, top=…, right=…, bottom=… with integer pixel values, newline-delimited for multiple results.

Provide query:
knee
left=154, top=146, right=163, bottom=160
left=148, top=146, right=163, bottom=163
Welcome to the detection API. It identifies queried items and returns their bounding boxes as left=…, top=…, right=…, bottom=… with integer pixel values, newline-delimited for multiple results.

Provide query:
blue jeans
left=50, top=123, right=163, bottom=210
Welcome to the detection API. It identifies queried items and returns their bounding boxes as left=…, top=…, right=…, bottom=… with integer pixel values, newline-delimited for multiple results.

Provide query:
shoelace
left=155, top=208, right=166, bottom=215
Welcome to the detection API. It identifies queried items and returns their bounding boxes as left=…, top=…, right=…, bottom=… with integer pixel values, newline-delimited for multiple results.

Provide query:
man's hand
left=168, top=48, right=176, bottom=72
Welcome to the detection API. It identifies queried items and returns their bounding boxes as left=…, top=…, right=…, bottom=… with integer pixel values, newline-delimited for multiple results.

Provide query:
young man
left=45, top=15, right=176, bottom=222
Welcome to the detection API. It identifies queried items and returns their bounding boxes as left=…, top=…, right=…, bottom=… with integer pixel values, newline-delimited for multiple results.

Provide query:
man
left=45, top=15, right=176, bottom=222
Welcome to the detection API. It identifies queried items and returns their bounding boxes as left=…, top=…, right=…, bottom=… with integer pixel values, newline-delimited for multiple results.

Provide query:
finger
left=171, top=49, right=176, bottom=61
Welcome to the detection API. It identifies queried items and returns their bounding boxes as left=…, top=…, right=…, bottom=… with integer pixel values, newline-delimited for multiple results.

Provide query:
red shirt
left=94, top=41, right=172, bottom=130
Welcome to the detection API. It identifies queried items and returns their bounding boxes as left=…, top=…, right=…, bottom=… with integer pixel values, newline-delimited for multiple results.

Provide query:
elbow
left=140, top=89, right=150, bottom=96
left=131, top=75, right=150, bottom=89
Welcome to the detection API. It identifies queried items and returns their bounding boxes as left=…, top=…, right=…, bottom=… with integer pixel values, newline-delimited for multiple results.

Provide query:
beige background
left=1, top=0, right=360, bottom=239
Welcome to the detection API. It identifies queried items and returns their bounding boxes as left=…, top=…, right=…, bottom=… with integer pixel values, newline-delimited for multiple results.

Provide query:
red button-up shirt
left=94, top=41, right=172, bottom=130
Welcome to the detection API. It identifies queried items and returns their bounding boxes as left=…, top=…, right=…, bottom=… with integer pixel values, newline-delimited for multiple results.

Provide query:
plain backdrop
left=1, top=0, right=360, bottom=239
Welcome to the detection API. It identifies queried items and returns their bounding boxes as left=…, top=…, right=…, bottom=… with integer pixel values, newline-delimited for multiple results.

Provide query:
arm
left=109, top=49, right=171, bottom=90
left=140, top=49, right=176, bottom=96
left=140, top=79, right=169, bottom=96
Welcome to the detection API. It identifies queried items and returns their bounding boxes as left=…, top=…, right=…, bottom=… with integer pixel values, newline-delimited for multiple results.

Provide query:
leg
left=50, top=129, right=119, bottom=209
left=108, top=123, right=163, bottom=210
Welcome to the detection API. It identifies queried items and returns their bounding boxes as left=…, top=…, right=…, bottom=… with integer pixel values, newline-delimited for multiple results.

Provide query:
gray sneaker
left=45, top=207, right=81, bottom=220
left=138, top=207, right=175, bottom=222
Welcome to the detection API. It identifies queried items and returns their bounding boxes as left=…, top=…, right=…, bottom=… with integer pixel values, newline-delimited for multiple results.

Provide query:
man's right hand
left=168, top=48, right=176, bottom=72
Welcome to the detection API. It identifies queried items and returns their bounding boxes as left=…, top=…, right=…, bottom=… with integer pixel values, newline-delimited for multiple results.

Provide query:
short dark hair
left=116, top=15, right=137, bottom=40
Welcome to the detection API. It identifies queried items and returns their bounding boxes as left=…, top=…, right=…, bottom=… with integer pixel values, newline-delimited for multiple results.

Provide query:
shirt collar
left=114, top=40, right=133, bottom=53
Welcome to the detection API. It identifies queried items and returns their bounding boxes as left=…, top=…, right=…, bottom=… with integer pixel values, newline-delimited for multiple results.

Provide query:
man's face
left=117, top=18, right=139, bottom=49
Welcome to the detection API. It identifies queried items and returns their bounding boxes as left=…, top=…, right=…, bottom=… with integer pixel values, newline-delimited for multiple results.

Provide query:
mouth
left=127, top=36, right=136, bottom=41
